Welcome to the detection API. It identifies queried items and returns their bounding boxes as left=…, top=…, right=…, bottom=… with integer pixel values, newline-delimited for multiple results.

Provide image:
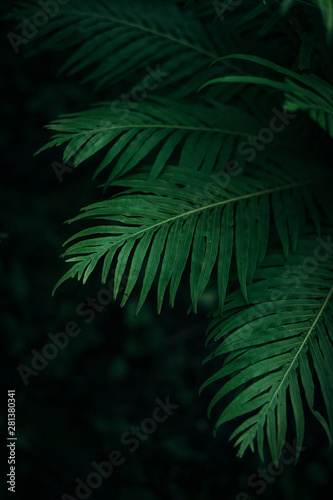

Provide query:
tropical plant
left=11, top=0, right=333, bottom=464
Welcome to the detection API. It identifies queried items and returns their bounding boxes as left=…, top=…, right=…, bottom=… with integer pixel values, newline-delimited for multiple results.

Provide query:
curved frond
left=54, top=166, right=321, bottom=315
left=202, top=54, right=333, bottom=139
left=36, top=97, right=261, bottom=182
left=201, top=231, right=333, bottom=463
left=12, top=0, right=225, bottom=94
left=224, top=0, right=333, bottom=41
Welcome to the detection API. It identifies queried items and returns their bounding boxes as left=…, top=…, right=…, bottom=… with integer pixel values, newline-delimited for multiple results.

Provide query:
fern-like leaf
left=55, top=166, right=321, bottom=315
left=11, top=0, right=225, bottom=94
left=36, top=97, right=261, bottom=182
left=202, top=54, right=333, bottom=139
left=201, top=230, right=333, bottom=463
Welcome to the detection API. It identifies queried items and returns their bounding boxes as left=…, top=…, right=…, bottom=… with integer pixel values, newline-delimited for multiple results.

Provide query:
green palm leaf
left=202, top=54, right=333, bottom=139
left=36, top=97, right=261, bottom=182
left=12, top=0, right=225, bottom=94
left=221, top=0, right=333, bottom=40
left=54, top=166, right=321, bottom=315
left=201, top=231, right=333, bottom=463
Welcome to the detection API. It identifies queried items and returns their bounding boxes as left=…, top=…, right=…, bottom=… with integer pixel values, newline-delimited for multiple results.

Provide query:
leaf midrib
left=247, top=283, right=333, bottom=442
left=52, top=124, right=251, bottom=138
left=67, top=179, right=310, bottom=253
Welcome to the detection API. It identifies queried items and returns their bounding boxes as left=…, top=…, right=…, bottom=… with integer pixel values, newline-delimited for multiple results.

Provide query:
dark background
left=1, top=1, right=333, bottom=499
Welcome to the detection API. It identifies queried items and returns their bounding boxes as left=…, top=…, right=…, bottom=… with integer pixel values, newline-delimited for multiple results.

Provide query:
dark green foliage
left=202, top=230, right=333, bottom=462
left=12, top=0, right=333, bottom=463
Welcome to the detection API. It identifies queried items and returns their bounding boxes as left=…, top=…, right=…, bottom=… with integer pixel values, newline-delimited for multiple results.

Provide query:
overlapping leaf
left=10, top=0, right=226, bottom=94
left=201, top=231, right=333, bottom=463
left=55, top=166, right=320, bottom=315
left=202, top=54, right=333, bottom=139
left=36, top=97, right=261, bottom=183
left=218, top=0, right=333, bottom=41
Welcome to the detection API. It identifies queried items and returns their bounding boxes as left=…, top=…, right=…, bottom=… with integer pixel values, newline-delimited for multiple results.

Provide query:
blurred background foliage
left=1, top=0, right=333, bottom=498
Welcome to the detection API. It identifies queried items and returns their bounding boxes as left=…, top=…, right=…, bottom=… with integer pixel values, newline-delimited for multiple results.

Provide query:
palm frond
left=54, top=166, right=322, bottom=315
left=201, top=230, right=333, bottom=463
left=202, top=54, right=333, bottom=139
left=235, top=0, right=333, bottom=41
left=36, top=97, right=261, bottom=183
left=11, top=0, right=225, bottom=94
